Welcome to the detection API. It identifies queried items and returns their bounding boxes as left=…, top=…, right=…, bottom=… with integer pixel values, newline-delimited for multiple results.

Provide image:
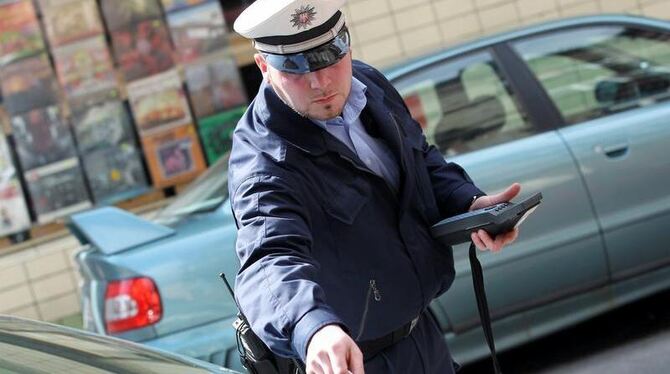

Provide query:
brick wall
left=0, top=234, right=82, bottom=322
left=342, top=0, right=670, bottom=68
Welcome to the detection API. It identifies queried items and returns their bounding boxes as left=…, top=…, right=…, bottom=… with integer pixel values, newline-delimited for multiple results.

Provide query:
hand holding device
left=431, top=192, right=542, bottom=247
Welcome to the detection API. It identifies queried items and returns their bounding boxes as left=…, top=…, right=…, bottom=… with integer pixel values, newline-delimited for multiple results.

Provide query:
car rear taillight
left=104, top=277, right=162, bottom=333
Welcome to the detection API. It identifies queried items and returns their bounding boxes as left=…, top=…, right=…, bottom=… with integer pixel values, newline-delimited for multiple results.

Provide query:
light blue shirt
left=313, top=77, right=400, bottom=192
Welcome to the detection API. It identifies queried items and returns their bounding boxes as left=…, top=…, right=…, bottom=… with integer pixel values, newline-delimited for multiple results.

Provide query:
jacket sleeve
left=231, top=173, right=345, bottom=361
left=421, top=141, right=485, bottom=217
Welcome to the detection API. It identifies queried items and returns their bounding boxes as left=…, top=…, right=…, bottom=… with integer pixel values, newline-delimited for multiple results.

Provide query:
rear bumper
left=143, top=316, right=244, bottom=372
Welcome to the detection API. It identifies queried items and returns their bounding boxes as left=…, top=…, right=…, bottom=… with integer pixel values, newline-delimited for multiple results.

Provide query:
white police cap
left=234, top=0, right=347, bottom=55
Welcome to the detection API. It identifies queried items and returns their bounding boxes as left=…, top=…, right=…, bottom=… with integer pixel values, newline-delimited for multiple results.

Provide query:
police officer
left=229, top=1, right=521, bottom=372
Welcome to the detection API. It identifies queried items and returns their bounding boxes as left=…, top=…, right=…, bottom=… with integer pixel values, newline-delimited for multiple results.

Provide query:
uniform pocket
left=320, top=176, right=370, bottom=225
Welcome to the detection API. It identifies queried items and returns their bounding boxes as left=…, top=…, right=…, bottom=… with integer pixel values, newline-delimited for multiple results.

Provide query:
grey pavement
left=460, top=289, right=670, bottom=374
left=541, top=328, right=670, bottom=374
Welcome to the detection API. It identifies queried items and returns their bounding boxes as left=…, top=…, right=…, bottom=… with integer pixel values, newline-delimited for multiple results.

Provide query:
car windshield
left=156, top=153, right=230, bottom=220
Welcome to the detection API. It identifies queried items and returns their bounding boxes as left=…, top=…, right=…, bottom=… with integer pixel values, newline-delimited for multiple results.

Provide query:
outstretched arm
left=232, top=174, right=344, bottom=360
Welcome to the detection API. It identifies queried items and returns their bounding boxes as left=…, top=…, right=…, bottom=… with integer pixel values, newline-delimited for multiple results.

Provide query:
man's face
left=255, top=51, right=353, bottom=120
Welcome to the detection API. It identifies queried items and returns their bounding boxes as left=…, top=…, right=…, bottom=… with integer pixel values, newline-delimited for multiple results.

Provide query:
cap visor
left=263, top=29, right=350, bottom=74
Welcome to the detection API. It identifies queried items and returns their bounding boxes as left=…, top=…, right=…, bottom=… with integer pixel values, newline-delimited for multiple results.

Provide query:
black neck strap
left=469, top=241, right=503, bottom=374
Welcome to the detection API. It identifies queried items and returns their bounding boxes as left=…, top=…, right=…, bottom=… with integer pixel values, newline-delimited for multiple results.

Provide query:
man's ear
left=254, top=53, right=271, bottom=83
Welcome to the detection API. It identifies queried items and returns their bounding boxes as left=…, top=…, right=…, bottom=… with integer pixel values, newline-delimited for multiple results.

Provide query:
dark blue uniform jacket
left=228, top=60, right=483, bottom=362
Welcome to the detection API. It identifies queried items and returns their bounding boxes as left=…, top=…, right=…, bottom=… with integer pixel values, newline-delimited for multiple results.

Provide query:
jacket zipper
left=355, top=279, right=382, bottom=341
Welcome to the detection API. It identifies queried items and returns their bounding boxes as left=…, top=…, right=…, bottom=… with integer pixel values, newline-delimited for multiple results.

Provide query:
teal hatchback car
left=70, top=15, right=670, bottom=371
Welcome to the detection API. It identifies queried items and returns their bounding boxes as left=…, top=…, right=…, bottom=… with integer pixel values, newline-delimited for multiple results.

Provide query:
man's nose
left=307, top=69, right=331, bottom=89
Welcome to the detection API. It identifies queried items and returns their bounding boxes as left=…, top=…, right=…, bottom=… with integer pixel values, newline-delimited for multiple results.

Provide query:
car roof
left=0, top=315, right=239, bottom=373
left=385, top=14, right=670, bottom=81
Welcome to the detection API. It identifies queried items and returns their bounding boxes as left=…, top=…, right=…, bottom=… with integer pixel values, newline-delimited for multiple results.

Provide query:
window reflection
left=513, top=26, right=670, bottom=124
left=394, top=52, right=533, bottom=156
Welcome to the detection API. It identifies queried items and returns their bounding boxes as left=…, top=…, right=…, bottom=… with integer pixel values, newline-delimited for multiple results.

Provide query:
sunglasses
left=262, top=27, right=351, bottom=74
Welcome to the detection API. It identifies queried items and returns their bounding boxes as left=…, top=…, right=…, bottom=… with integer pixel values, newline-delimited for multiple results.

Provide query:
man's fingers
left=306, top=325, right=364, bottom=374
left=472, top=227, right=518, bottom=252
left=496, top=228, right=518, bottom=247
left=476, top=230, right=499, bottom=251
left=492, top=236, right=506, bottom=252
left=479, top=230, right=496, bottom=249
left=470, top=217, right=520, bottom=251
left=495, top=183, right=521, bottom=204
left=307, top=350, right=332, bottom=374
left=504, top=228, right=519, bottom=244
left=329, top=350, right=349, bottom=374
left=348, top=345, right=365, bottom=374
left=469, top=183, right=522, bottom=211
left=307, top=360, right=325, bottom=374
left=471, top=231, right=486, bottom=250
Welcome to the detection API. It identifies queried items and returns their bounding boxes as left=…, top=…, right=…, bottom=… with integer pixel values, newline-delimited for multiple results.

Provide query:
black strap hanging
left=468, top=241, right=503, bottom=374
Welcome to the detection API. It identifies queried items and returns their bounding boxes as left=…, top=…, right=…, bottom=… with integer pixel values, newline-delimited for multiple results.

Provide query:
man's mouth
left=313, top=93, right=337, bottom=103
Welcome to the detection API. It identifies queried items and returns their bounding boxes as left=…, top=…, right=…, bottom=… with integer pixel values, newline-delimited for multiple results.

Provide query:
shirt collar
left=314, top=76, right=368, bottom=128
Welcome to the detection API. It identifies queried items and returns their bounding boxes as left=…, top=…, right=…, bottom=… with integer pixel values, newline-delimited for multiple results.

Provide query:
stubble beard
left=270, top=81, right=340, bottom=120
left=272, top=86, right=309, bottom=118
left=278, top=93, right=337, bottom=120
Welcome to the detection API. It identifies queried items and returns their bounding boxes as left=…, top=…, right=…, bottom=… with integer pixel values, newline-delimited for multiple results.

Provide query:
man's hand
left=306, top=324, right=365, bottom=374
left=469, top=183, right=521, bottom=252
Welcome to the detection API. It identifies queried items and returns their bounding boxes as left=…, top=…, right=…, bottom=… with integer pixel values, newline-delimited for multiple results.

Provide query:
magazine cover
left=82, top=142, right=149, bottom=204
left=10, top=106, right=77, bottom=171
left=160, top=0, right=208, bottom=13
left=185, top=54, right=246, bottom=118
left=0, top=0, right=45, bottom=66
left=0, top=131, right=18, bottom=176
left=196, top=105, right=245, bottom=164
left=140, top=124, right=205, bottom=187
left=100, top=0, right=162, bottom=31
left=110, top=19, right=175, bottom=82
left=0, top=133, right=31, bottom=235
left=52, top=36, right=117, bottom=100
left=24, top=157, right=91, bottom=223
left=39, top=0, right=103, bottom=47
left=71, top=100, right=135, bottom=153
left=166, top=1, right=227, bottom=63
left=0, top=178, right=32, bottom=235
left=127, top=69, right=191, bottom=133
left=0, top=53, right=59, bottom=115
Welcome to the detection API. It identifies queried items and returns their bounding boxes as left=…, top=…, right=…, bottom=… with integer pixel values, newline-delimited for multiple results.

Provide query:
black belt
left=357, top=315, right=420, bottom=360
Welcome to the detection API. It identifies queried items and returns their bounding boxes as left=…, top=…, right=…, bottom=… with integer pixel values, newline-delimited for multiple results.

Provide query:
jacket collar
left=353, top=66, right=424, bottom=152
left=257, top=81, right=329, bottom=155
left=254, top=61, right=420, bottom=158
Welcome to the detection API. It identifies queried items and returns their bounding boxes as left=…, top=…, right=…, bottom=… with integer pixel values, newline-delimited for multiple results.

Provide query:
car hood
left=0, top=315, right=241, bottom=373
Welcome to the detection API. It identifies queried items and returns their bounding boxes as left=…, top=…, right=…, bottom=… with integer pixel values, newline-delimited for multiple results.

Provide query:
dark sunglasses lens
left=305, top=44, right=345, bottom=69
left=265, top=29, right=350, bottom=73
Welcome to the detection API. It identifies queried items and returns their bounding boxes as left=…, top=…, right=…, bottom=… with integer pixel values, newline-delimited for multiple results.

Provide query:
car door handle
left=594, top=143, right=629, bottom=158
